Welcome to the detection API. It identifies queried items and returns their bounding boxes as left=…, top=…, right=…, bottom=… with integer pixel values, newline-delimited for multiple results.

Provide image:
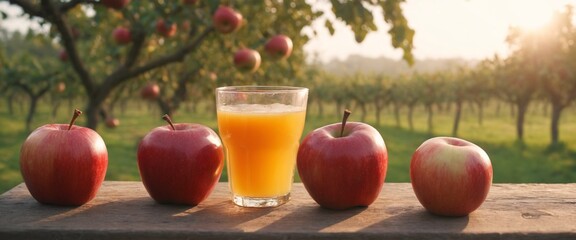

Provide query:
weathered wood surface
left=1, top=182, right=575, bottom=240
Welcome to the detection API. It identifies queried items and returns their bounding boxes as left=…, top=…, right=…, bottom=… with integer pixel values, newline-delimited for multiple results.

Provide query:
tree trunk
left=516, top=101, right=529, bottom=141
left=407, top=104, right=415, bottom=131
left=25, top=96, right=39, bottom=132
left=7, top=93, right=15, bottom=115
left=393, top=102, right=401, bottom=128
left=477, top=100, right=484, bottom=126
left=374, top=100, right=381, bottom=126
left=85, top=96, right=107, bottom=130
left=426, top=104, right=434, bottom=135
left=359, top=102, right=367, bottom=122
left=550, top=103, right=563, bottom=146
left=452, top=100, right=462, bottom=137
left=51, top=97, right=61, bottom=121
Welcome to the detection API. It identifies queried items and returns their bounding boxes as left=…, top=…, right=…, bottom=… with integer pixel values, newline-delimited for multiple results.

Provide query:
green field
left=1, top=100, right=576, bottom=194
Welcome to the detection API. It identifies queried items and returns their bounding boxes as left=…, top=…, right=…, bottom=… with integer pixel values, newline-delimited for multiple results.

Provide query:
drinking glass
left=216, top=86, right=308, bottom=207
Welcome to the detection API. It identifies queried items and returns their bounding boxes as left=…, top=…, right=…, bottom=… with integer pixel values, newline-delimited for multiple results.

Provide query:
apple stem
left=340, top=109, right=351, bottom=137
left=68, top=109, right=82, bottom=130
left=162, top=114, right=176, bottom=131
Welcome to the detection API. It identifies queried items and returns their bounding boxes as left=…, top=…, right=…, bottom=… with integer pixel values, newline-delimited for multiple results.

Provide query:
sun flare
left=506, top=1, right=561, bottom=31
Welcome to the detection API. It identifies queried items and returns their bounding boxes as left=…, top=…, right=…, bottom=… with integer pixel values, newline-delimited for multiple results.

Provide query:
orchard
left=1, top=0, right=413, bottom=130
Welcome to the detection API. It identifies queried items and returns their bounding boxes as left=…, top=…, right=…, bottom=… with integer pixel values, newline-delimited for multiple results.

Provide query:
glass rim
left=216, top=85, right=308, bottom=93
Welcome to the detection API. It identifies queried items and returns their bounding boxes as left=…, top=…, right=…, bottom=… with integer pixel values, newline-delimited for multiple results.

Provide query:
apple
left=297, top=110, right=388, bottom=210
left=55, top=82, right=66, bottom=93
left=181, top=20, right=192, bottom=32
left=112, top=26, right=132, bottom=45
left=137, top=114, right=224, bottom=205
left=208, top=72, right=217, bottom=82
left=233, top=48, right=261, bottom=73
left=101, top=0, right=130, bottom=10
left=58, top=50, right=68, bottom=62
left=264, top=35, right=293, bottom=60
left=213, top=6, right=243, bottom=34
left=105, top=117, right=120, bottom=128
left=410, top=136, right=493, bottom=217
left=156, top=19, right=177, bottom=38
left=19, top=109, right=108, bottom=206
left=140, top=83, right=160, bottom=100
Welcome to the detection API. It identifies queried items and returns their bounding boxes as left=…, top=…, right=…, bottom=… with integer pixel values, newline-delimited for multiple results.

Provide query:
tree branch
left=40, top=0, right=95, bottom=94
left=125, top=26, right=215, bottom=82
left=13, top=82, right=33, bottom=96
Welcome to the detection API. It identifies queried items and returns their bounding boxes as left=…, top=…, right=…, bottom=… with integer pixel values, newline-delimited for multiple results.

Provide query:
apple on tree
left=410, top=136, right=493, bottom=217
left=105, top=117, right=120, bottom=128
left=156, top=19, right=177, bottom=38
left=297, top=110, right=388, bottom=210
left=233, top=48, right=261, bottom=73
left=140, top=83, right=160, bottom=100
left=101, top=0, right=130, bottom=10
left=19, top=109, right=108, bottom=206
left=264, top=35, right=293, bottom=60
left=137, top=114, right=224, bottom=205
left=58, top=49, right=68, bottom=62
left=112, top=26, right=132, bottom=45
left=213, top=6, right=243, bottom=34
left=55, top=82, right=66, bottom=93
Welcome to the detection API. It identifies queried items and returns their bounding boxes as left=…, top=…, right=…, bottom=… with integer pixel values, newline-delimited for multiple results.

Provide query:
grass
left=1, top=100, right=576, bottom=194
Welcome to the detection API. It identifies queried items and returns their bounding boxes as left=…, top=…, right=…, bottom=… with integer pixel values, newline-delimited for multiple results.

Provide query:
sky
left=304, top=0, right=576, bottom=63
left=2, top=0, right=576, bottom=63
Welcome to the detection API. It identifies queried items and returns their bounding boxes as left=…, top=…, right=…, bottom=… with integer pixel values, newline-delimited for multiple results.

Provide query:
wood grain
left=1, top=182, right=575, bottom=239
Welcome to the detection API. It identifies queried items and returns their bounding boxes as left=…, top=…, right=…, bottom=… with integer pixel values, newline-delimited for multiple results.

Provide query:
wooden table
left=1, top=182, right=575, bottom=239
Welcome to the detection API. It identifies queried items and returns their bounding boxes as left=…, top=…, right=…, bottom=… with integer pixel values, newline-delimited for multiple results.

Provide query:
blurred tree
left=0, top=31, right=71, bottom=131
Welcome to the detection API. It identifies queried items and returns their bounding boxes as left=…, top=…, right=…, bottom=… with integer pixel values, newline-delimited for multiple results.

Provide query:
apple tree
left=507, top=6, right=576, bottom=146
left=0, top=30, right=72, bottom=131
left=6, top=0, right=414, bottom=130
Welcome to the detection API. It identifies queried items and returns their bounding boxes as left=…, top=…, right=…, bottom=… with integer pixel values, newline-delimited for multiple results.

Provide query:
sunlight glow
left=506, top=1, right=557, bottom=31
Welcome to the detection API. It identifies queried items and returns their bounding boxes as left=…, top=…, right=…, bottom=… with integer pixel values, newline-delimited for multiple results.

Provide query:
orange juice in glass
left=216, top=86, right=308, bottom=207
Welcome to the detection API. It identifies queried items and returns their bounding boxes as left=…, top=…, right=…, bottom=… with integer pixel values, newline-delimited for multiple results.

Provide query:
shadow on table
left=256, top=205, right=367, bottom=233
left=360, top=206, right=470, bottom=235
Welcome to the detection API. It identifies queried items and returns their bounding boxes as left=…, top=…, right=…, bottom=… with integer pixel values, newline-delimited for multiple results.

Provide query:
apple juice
left=217, top=103, right=306, bottom=199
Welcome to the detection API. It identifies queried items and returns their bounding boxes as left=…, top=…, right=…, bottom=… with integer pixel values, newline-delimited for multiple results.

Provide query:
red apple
left=140, top=83, right=160, bottom=100
left=233, top=48, right=261, bottom=73
left=105, top=117, right=120, bottom=128
left=137, top=114, right=224, bottom=205
left=265, top=35, right=293, bottom=60
left=19, top=109, right=108, bottom=206
left=410, top=136, right=493, bottom=217
left=297, top=110, right=388, bottom=210
left=156, top=19, right=177, bottom=38
left=213, top=6, right=242, bottom=34
left=58, top=50, right=68, bottom=62
left=112, top=26, right=132, bottom=45
left=101, top=0, right=130, bottom=10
